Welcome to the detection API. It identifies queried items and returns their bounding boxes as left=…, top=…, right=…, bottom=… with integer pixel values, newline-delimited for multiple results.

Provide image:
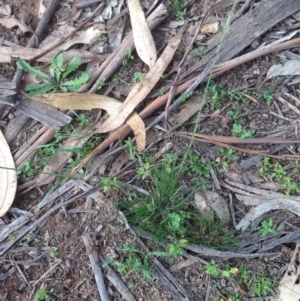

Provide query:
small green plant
left=33, top=288, right=53, bottom=301
left=192, top=46, right=206, bottom=61
left=133, top=72, right=149, bottom=83
left=17, top=160, right=36, bottom=178
left=125, top=48, right=134, bottom=60
left=232, top=123, right=255, bottom=139
left=259, top=157, right=300, bottom=196
left=179, top=91, right=193, bottom=102
left=258, top=219, right=277, bottom=237
left=138, top=161, right=151, bottom=180
left=170, top=0, right=185, bottom=11
left=205, top=260, right=219, bottom=277
left=49, top=247, right=58, bottom=259
left=8, top=234, right=15, bottom=242
left=263, top=90, right=274, bottom=104
left=219, top=147, right=239, bottom=169
left=158, top=86, right=165, bottom=96
left=239, top=267, right=251, bottom=284
left=95, top=32, right=108, bottom=43
left=17, top=54, right=89, bottom=97
left=251, top=277, right=273, bottom=296
left=99, top=177, right=120, bottom=193
left=97, top=78, right=106, bottom=90
left=113, top=245, right=172, bottom=279
left=176, top=8, right=187, bottom=21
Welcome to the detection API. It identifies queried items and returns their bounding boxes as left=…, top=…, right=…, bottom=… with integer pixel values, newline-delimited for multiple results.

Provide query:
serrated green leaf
left=55, top=53, right=64, bottom=69
left=62, top=72, right=89, bottom=89
left=64, top=57, right=82, bottom=78
left=27, top=84, right=56, bottom=97
left=17, top=60, right=50, bottom=80
left=26, top=82, right=48, bottom=91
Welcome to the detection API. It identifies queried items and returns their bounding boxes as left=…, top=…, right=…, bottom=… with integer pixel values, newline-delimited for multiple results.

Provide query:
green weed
left=219, top=147, right=239, bottom=169
left=17, top=54, right=88, bottom=97
left=251, top=277, right=273, bottom=296
left=257, top=219, right=277, bottom=237
left=99, top=177, right=120, bottom=193
left=232, top=123, right=255, bottom=139
left=205, top=260, right=219, bottom=277
left=33, top=288, right=53, bottom=301
left=176, top=8, right=187, bottom=21
left=259, top=157, right=300, bottom=196
left=263, top=90, right=274, bottom=104
left=49, top=247, right=58, bottom=259
left=192, top=46, right=206, bottom=61
left=133, top=72, right=149, bottom=83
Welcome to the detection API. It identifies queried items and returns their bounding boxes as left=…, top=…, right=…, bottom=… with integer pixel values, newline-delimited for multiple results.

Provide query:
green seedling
left=258, top=219, right=277, bottom=237
left=133, top=72, right=149, bottom=83
left=192, top=46, right=206, bottom=61
left=113, top=245, right=173, bottom=279
left=33, top=288, right=53, bottom=301
left=263, top=90, right=274, bottom=104
left=125, top=48, right=134, bottom=60
left=95, top=32, right=108, bottom=43
left=205, top=260, right=219, bottom=277
left=49, top=247, right=58, bottom=259
left=170, top=0, right=185, bottom=11
left=158, top=86, right=165, bottom=96
left=17, top=54, right=89, bottom=97
left=260, top=157, right=300, bottom=196
left=179, top=91, right=193, bottom=102
left=219, top=147, right=239, bottom=169
left=176, top=8, right=187, bottom=21
left=8, top=234, right=15, bottom=242
left=239, top=267, right=251, bottom=284
left=251, top=277, right=273, bottom=296
left=99, top=177, right=120, bottom=193
left=232, top=123, right=255, bottom=139
left=97, top=78, right=106, bottom=90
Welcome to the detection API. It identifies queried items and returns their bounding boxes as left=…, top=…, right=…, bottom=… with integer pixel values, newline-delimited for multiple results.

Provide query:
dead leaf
left=0, top=130, right=17, bottom=217
left=0, top=17, right=34, bottom=35
left=39, top=25, right=101, bottom=52
left=0, top=46, right=109, bottom=63
left=32, top=93, right=146, bottom=151
left=98, top=34, right=182, bottom=133
left=127, top=0, right=157, bottom=67
left=278, top=242, right=300, bottom=301
left=195, top=191, right=230, bottom=221
left=0, top=4, right=11, bottom=17
left=201, top=22, right=219, bottom=34
left=267, top=60, right=300, bottom=78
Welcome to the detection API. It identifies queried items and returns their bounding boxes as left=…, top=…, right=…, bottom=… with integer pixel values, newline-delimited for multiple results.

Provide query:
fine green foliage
left=232, top=123, right=255, bottom=139
left=99, top=177, right=120, bottom=193
left=120, top=147, right=235, bottom=249
left=179, top=91, right=193, bottom=102
left=219, top=147, right=239, bottom=169
left=251, top=277, right=273, bottom=296
left=263, top=90, right=274, bottom=104
left=49, top=247, right=58, bottom=259
left=17, top=54, right=88, bottom=97
left=258, top=219, right=277, bottom=237
left=205, top=260, right=219, bottom=277
left=192, top=46, right=206, bottom=61
left=176, top=8, right=187, bottom=21
left=33, top=288, right=53, bottom=301
left=113, top=245, right=172, bottom=279
left=133, top=72, right=149, bottom=83
left=259, top=157, right=300, bottom=196
left=170, top=0, right=185, bottom=11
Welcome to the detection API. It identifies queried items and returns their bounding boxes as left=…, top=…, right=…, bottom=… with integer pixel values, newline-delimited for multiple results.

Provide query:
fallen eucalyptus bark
left=82, top=233, right=111, bottom=301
